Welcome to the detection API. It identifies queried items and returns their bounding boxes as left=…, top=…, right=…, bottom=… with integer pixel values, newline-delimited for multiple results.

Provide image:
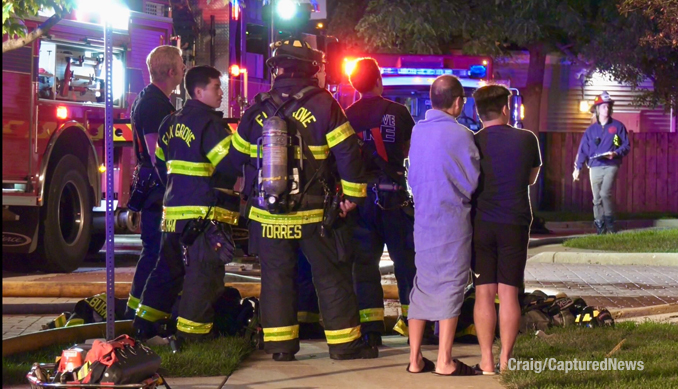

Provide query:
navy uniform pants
left=251, top=220, right=363, bottom=356
left=133, top=230, right=225, bottom=340
left=352, top=189, right=416, bottom=334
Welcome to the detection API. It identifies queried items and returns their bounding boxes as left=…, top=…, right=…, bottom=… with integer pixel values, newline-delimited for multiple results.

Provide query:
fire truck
left=336, top=54, right=524, bottom=130
left=2, top=7, right=174, bottom=272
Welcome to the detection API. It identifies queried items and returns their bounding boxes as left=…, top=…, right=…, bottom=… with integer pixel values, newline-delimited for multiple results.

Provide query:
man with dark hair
left=222, top=39, right=375, bottom=362
left=471, top=84, right=542, bottom=374
left=407, top=75, right=480, bottom=375
left=573, top=91, right=630, bottom=234
left=133, top=65, right=240, bottom=346
left=344, top=57, right=417, bottom=346
left=126, top=45, right=184, bottom=319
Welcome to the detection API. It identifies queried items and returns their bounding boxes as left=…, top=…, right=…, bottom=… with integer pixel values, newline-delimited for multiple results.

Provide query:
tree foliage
left=2, top=0, right=75, bottom=53
left=619, top=0, right=678, bottom=49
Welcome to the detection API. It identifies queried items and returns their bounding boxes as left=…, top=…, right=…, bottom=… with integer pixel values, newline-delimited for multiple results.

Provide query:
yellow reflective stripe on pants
left=163, top=206, right=239, bottom=225
left=65, top=318, right=85, bottom=327
left=127, top=295, right=140, bottom=311
left=393, top=317, right=409, bottom=336
left=177, top=317, right=213, bottom=335
left=341, top=179, right=367, bottom=198
left=455, top=324, right=477, bottom=338
left=54, top=313, right=68, bottom=328
left=359, top=308, right=384, bottom=323
left=166, top=160, right=214, bottom=176
left=135, top=304, right=171, bottom=323
left=232, top=131, right=251, bottom=155
left=298, top=311, right=320, bottom=323
left=206, top=135, right=232, bottom=166
left=324, top=326, right=361, bottom=345
left=249, top=207, right=323, bottom=225
left=263, top=325, right=299, bottom=342
left=155, top=145, right=165, bottom=162
left=401, top=304, right=409, bottom=317
left=326, top=122, right=355, bottom=148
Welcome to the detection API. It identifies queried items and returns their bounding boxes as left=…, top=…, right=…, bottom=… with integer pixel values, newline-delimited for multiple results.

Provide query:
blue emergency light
left=469, top=65, right=487, bottom=79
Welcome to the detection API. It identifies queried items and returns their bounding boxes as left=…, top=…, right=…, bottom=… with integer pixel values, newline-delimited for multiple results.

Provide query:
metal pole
left=104, top=19, right=116, bottom=341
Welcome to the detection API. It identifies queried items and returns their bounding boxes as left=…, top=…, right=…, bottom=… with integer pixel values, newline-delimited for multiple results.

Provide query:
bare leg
left=498, top=283, right=521, bottom=371
left=435, top=317, right=459, bottom=374
left=474, top=283, right=498, bottom=372
left=408, top=319, right=426, bottom=372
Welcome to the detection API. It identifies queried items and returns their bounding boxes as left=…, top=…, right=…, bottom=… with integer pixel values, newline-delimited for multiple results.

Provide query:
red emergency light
left=229, top=64, right=242, bottom=77
left=343, top=58, right=357, bottom=77
left=56, top=106, right=69, bottom=120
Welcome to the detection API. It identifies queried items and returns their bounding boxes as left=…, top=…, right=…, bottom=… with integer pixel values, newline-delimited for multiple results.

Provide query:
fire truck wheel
left=37, top=155, right=92, bottom=273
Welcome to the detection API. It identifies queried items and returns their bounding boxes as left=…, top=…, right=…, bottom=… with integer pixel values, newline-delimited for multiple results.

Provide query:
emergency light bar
left=380, top=67, right=469, bottom=77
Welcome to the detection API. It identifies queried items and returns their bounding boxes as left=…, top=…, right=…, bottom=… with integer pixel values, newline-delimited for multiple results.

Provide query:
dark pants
left=125, top=202, right=163, bottom=319
left=353, top=190, right=416, bottom=334
left=133, top=230, right=225, bottom=340
left=297, top=252, right=320, bottom=324
left=252, top=220, right=363, bottom=356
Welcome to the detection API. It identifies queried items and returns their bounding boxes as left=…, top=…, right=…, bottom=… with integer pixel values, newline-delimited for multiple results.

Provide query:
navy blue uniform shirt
left=131, top=84, right=175, bottom=168
left=575, top=118, right=630, bottom=170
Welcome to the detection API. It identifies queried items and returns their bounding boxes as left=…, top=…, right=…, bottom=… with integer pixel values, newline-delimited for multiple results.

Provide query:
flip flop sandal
left=406, top=357, right=435, bottom=373
left=472, top=364, right=497, bottom=376
left=432, top=359, right=479, bottom=376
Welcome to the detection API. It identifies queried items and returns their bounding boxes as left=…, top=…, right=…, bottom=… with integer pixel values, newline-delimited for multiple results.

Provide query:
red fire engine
left=2, top=7, right=173, bottom=272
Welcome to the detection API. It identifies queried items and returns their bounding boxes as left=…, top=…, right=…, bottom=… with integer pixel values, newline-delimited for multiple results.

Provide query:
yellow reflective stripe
left=77, top=361, right=91, bottom=381
left=127, top=295, right=140, bottom=311
left=135, top=304, right=171, bottom=322
left=341, top=179, right=367, bottom=198
left=359, top=308, right=385, bottom=323
left=455, top=324, right=477, bottom=338
left=232, top=131, right=251, bottom=155
left=250, top=144, right=260, bottom=158
left=65, top=318, right=85, bottom=327
left=263, top=325, right=299, bottom=342
left=308, top=145, right=330, bottom=159
left=393, top=317, right=409, bottom=337
left=249, top=207, right=323, bottom=225
left=177, top=317, right=213, bottom=335
left=163, top=206, right=239, bottom=225
left=326, top=122, right=355, bottom=148
left=401, top=304, right=409, bottom=317
left=297, top=311, right=320, bottom=323
left=207, top=136, right=232, bottom=166
left=155, top=145, right=165, bottom=162
left=54, top=313, right=68, bottom=328
left=325, top=326, right=361, bottom=345
left=166, top=160, right=214, bottom=177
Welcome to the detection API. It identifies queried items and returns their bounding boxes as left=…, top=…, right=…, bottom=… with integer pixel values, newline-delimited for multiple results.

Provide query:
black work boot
left=594, top=219, right=606, bottom=235
left=272, top=352, right=296, bottom=362
left=330, top=345, right=379, bottom=360
left=604, top=216, right=616, bottom=234
left=362, top=332, right=382, bottom=347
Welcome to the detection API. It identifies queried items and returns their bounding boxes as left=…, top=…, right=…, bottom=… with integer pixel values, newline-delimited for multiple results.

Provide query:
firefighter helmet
left=590, top=91, right=615, bottom=113
left=266, top=39, right=325, bottom=72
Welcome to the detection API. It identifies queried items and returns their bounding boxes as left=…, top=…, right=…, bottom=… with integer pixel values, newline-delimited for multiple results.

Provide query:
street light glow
left=277, top=0, right=298, bottom=20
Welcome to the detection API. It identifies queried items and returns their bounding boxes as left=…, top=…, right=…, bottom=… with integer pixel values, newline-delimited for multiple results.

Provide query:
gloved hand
left=204, top=221, right=236, bottom=264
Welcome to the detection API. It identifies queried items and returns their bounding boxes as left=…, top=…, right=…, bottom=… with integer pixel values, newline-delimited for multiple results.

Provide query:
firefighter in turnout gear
left=345, top=58, right=417, bottom=346
left=223, top=39, right=376, bottom=361
left=133, top=66, right=238, bottom=344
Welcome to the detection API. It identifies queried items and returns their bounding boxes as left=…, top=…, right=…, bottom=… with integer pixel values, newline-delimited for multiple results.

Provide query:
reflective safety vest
left=155, top=99, right=240, bottom=233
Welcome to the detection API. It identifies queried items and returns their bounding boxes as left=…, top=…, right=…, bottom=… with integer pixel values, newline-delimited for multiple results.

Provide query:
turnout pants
left=133, top=231, right=225, bottom=340
left=251, top=221, right=363, bottom=356
left=125, top=202, right=163, bottom=318
left=352, top=190, right=416, bottom=334
left=297, top=252, right=320, bottom=325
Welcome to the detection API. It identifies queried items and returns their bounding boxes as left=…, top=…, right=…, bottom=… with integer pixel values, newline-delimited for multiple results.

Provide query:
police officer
left=223, top=39, right=376, bottom=361
left=345, top=58, right=417, bottom=346
left=133, top=66, right=239, bottom=344
left=573, top=92, right=631, bottom=234
left=125, top=46, right=185, bottom=319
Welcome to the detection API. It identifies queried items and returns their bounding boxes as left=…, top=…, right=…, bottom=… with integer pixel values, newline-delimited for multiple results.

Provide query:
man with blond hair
left=125, top=45, right=185, bottom=321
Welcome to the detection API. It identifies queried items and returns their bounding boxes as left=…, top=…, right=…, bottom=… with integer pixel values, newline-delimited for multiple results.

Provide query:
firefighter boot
left=272, top=353, right=296, bottom=362
left=604, top=216, right=616, bottom=234
left=594, top=219, right=606, bottom=235
left=363, top=332, right=383, bottom=347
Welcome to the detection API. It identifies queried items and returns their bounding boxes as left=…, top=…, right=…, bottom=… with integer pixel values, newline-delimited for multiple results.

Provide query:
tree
left=619, top=0, right=678, bottom=49
left=3, top=0, right=75, bottom=53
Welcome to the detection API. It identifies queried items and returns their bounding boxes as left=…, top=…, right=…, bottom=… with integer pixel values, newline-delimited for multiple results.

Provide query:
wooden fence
left=540, top=132, right=678, bottom=213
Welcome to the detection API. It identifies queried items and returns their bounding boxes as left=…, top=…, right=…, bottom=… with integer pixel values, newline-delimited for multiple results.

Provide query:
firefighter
left=297, top=251, right=324, bottom=339
left=133, top=66, right=239, bottom=344
left=345, top=58, right=417, bottom=346
left=125, top=46, right=185, bottom=319
left=223, top=39, right=376, bottom=361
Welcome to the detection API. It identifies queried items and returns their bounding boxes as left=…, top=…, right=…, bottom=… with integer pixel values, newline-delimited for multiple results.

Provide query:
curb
left=545, top=219, right=678, bottom=230
left=2, top=303, right=76, bottom=315
left=608, top=303, right=678, bottom=320
left=528, top=252, right=678, bottom=266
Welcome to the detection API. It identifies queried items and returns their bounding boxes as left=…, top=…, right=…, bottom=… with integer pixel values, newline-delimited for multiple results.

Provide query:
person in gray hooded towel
left=406, top=75, right=480, bottom=376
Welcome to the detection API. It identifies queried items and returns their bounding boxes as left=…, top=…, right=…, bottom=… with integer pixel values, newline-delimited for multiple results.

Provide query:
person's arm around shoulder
left=446, top=126, right=480, bottom=199
left=528, top=130, right=542, bottom=186
left=573, top=127, right=591, bottom=181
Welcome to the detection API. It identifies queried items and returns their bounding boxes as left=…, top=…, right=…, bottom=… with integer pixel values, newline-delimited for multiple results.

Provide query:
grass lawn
left=563, top=228, right=678, bottom=252
left=536, top=212, right=678, bottom=222
left=502, top=322, right=678, bottom=389
left=2, top=336, right=253, bottom=386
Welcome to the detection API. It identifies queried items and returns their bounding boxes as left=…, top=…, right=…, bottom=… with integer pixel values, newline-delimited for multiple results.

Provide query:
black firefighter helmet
left=266, top=39, right=325, bottom=75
